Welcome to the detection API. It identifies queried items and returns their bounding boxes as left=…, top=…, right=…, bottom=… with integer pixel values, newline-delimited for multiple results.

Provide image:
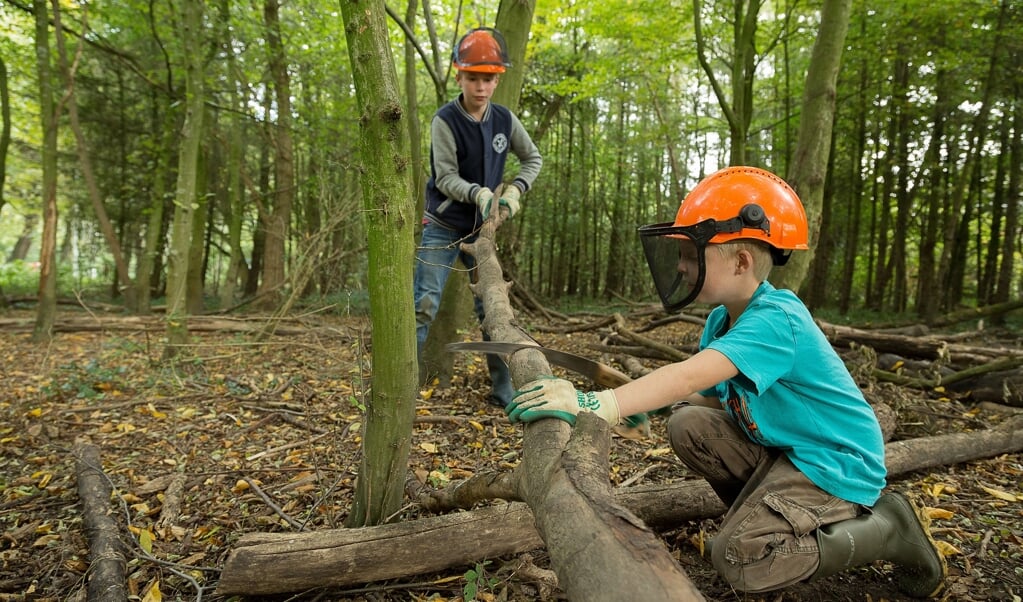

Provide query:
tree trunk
left=31, top=0, right=59, bottom=344
left=136, top=104, right=175, bottom=314
left=693, top=0, right=758, bottom=166
left=52, top=0, right=138, bottom=310
left=186, top=163, right=208, bottom=314
left=255, top=0, right=295, bottom=308
left=219, top=93, right=245, bottom=309
left=339, top=0, right=418, bottom=528
left=775, top=0, right=851, bottom=294
left=7, top=214, right=38, bottom=262
left=994, top=67, right=1022, bottom=310
left=0, top=56, right=9, bottom=215
left=493, top=0, right=536, bottom=112
left=163, top=0, right=205, bottom=357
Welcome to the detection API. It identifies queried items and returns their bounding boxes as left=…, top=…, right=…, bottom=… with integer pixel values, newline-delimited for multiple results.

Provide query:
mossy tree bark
left=340, top=0, right=419, bottom=528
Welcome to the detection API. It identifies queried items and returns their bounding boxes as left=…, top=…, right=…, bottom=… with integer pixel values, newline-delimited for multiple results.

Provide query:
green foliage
left=0, top=260, right=103, bottom=297
left=347, top=394, right=365, bottom=412
left=0, top=0, right=1019, bottom=319
left=462, top=561, right=499, bottom=601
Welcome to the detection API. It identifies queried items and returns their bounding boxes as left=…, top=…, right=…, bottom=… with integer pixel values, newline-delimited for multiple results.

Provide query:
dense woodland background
left=1, top=0, right=1023, bottom=599
left=0, top=0, right=1020, bottom=322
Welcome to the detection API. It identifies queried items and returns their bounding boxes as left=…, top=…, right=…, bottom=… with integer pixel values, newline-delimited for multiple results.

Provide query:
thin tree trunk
left=777, top=0, right=851, bottom=294
left=693, top=0, right=758, bottom=166
left=186, top=157, right=208, bottom=314
left=493, top=0, right=536, bottom=110
left=0, top=56, right=9, bottom=215
left=915, top=62, right=952, bottom=321
left=32, top=0, right=59, bottom=343
left=255, top=0, right=295, bottom=309
left=994, top=74, right=1022, bottom=309
left=339, top=0, right=418, bottom=528
left=51, top=0, right=138, bottom=310
left=935, top=0, right=1007, bottom=311
left=163, top=0, right=205, bottom=357
left=137, top=103, right=175, bottom=313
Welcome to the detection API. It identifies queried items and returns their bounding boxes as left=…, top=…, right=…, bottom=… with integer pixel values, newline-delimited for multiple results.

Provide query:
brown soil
left=0, top=311, right=1020, bottom=601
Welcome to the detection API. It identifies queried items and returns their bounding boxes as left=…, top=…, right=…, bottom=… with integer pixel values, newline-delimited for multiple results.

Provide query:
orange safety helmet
left=452, top=28, right=511, bottom=73
left=637, top=166, right=809, bottom=312
left=673, top=166, right=809, bottom=251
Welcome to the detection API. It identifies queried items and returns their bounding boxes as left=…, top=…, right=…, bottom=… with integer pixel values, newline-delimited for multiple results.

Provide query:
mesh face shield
left=639, top=221, right=716, bottom=313
left=638, top=205, right=770, bottom=312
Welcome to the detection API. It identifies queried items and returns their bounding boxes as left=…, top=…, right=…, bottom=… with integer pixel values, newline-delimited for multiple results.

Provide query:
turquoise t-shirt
left=701, top=281, right=886, bottom=506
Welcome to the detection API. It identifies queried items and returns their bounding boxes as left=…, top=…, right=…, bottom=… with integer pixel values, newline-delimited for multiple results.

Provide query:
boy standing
left=506, top=167, right=946, bottom=597
left=414, top=27, right=543, bottom=408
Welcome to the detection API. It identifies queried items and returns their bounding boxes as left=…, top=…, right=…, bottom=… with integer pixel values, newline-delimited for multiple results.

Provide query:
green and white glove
left=499, top=185, right=521, bottom=218
left=506, top=377, right=620, bottom=426
left=474, top=187, right=496, bottom=219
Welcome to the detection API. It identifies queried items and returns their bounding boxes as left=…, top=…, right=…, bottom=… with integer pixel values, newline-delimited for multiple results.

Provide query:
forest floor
left=0, top=307, right=1021, bottom=602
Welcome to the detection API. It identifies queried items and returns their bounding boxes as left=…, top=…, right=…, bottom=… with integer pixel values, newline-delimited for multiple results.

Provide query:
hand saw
left=445, top=341, right=632, bottom=387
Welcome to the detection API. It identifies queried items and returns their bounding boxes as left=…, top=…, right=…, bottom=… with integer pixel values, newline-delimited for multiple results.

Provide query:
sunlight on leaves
left=420, top=442, right=438, bottom=454
left=31, top=471, right=53, bottom=488
left=33, top=534, right=61, bottom=547
left=926, top=507, right=955, bottom=520
left=643, top=448, right=672, bottom=459
left=140, top=579, right=162, bottom=602
left=935, top=540, right=962, bottom=556
left=980, top=485, right=1019, bottom=503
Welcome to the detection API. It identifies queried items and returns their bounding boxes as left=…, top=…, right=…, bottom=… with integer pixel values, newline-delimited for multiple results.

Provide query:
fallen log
left=818, top=321, right=1023, bottom=364
left=74, top=442, right=129, bottom=602
left=215, top=417, right=1023, bottom=595
left=0, top=315, right=329, bottom=337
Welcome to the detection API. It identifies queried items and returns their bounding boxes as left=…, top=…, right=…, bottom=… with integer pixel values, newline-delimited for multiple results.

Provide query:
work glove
left=474, top=187, right=496, bottom=219
left=506, top=377, right=620, bottom=426
left=499, top=185, right=521, bottom=218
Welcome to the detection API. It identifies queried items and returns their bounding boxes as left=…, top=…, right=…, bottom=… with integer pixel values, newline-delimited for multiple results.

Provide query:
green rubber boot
left=812, top=492, right=946, bottom=597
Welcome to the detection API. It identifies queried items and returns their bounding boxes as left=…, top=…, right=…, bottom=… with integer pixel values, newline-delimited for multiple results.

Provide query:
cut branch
left=74, top=442, right=129, bottom=602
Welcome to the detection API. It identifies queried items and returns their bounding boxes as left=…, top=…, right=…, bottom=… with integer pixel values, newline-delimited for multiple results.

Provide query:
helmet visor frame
left=639, top=213, right=764, bottom=312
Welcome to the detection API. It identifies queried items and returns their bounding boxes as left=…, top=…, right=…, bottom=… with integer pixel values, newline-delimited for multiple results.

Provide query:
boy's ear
left=735, top=248, right=754, bottom=274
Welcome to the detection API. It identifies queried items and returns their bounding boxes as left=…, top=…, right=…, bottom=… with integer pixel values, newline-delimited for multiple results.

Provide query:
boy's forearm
left=612, top=349, right=736, bottom=416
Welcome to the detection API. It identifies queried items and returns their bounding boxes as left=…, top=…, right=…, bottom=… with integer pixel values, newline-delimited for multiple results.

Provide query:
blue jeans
left=413, top=221, right=514, bottom=406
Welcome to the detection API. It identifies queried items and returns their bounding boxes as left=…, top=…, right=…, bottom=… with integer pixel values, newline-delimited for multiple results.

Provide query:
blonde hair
left=715, top=240, right=774, bottom=281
